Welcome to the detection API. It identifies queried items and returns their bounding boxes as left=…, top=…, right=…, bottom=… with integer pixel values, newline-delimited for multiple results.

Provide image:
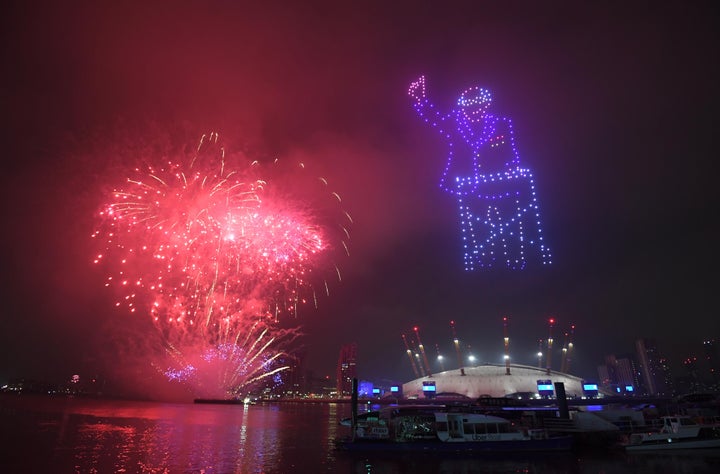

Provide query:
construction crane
left=435, top=343, right=445, bottom=372
left=559, top=323, right=576, bottom=373
left=414, top=326, right=433, bottom=377
left=503, top=316, right=511, bottom=375
left=564, top=324, right=576, bottom=374
left=560, top=329, right=569, bottom=373
left=546, top=318, right=555, bottom=375
left=450, top=320, right=466, bottom=376
left=401, top=333, right=420, bottom=378
left=537, top=338, right=544, bottom=368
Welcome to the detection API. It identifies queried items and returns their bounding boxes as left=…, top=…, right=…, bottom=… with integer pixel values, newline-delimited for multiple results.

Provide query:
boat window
left=463, top=423, right=474, bottom=435
left=473, top=423, right=486, bottom=434
left=679, top=418, right=695, bottom=426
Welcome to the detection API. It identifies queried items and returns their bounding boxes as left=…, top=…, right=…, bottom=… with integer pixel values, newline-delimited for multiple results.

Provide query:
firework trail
left=92, top=133, right=351, bottom=397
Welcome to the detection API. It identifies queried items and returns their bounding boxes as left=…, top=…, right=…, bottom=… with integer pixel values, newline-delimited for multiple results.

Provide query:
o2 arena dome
left=402, top=363, right=598, bottom=399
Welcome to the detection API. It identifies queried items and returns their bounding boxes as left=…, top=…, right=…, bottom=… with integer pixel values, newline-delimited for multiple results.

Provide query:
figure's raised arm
left=408, top=75, right=426, bottom=102
left=407, top=75, right=449, bottom=133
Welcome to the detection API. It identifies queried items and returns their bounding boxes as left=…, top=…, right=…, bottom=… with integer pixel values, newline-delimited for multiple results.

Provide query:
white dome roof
left=402, top=363, right=591, bottom=399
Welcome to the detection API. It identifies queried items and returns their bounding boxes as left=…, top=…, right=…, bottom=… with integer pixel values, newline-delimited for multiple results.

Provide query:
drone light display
left=408, top=76, right=551, bottom=270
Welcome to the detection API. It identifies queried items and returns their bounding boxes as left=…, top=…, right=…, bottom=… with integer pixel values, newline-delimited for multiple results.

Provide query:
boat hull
left=335, top=435, right=573, bottom=453
left=625, top=438, right=720, bottom=451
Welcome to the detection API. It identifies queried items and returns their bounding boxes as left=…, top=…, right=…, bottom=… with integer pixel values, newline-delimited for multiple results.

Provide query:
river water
left=1, top=394, right=719, bottom=473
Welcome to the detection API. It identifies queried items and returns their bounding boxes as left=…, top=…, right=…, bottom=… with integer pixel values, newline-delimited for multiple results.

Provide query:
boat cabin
left=435, top=412, right=543, bottom=442
left=660, top=416, right=701, bottom=436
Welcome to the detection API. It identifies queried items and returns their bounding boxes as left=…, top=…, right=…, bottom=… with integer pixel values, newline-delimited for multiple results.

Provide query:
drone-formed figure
left=408, top=76, right=551, bottom=270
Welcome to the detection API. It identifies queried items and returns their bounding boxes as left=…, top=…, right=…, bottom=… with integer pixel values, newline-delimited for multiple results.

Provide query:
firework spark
left=93, top=133, right=351, bottom=397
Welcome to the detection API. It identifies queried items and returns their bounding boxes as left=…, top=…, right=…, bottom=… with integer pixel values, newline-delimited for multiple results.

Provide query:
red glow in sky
left=1, top=2, right=716, bottom=389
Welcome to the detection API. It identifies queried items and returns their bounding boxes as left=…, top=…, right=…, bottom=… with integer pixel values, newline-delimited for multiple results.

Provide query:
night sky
left=1, top=1, right=718, bottom=393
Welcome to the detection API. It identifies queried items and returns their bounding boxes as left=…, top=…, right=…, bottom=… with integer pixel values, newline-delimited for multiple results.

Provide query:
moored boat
left=194, top=396, right=255, bottom=405
left=335, top=405, right=573, bottom=452
left=623, top=415, right=720, bottom=451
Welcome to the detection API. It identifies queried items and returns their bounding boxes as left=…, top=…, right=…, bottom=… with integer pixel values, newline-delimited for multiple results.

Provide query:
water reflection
left=3, top=397, right=297, bottom=472
left=1, top=396, right=719, bottom=473
left=341, top=452, right=573, bottom=474
left=341, top=450, right=720, bottom=474
left=73, top=422, right=138, bottom=472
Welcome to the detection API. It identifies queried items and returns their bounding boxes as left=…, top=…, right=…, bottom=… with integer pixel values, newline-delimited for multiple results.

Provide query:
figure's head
left=458, top=86, right=492, bottom=122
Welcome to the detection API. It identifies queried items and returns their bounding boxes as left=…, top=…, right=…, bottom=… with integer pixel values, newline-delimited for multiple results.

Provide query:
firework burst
left=92, top=132, right=351, bottom=397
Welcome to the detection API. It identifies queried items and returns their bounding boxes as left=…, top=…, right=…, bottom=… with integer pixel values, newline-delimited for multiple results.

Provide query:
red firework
left=92, top=133, right=351, bottom=395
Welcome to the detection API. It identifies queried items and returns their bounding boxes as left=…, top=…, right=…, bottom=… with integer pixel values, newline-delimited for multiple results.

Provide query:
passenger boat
left=623, top=415, right=720, bottom=451
left=335, top=405, right=573, bottom=452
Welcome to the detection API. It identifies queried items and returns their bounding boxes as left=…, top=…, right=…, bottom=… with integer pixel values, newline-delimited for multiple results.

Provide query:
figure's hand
left=408, top=76, right=426, bottom=101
